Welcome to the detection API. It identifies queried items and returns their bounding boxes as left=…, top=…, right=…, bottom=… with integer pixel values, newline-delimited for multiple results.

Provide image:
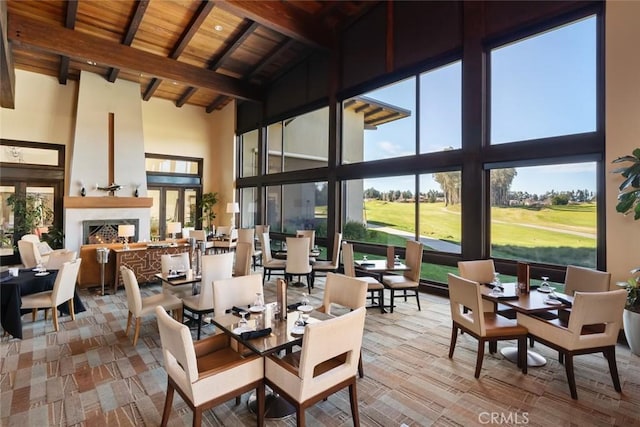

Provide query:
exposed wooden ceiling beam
left=0, top=0, right=15, bottom=108
left=145, top=0, right=215, bottom=100
left=215, top=0, right=332, bottom=49
left=246, top=38, right=295, bottom=80
left=57, top=0, right=78, bottom=85
left=8, top=14, right=263, bottom=101
left=107, top=0, right=149, bottom=83
left=205, top=94, right=228, bottom=113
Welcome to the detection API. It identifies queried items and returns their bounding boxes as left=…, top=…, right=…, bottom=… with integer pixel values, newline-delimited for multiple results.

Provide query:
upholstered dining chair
left=18, top=239, right=42, bottom=269
left=342, top=242, right=385, bottom=313
left=285, top=237, right=313, bottom=292
left=182, top=252, right=234, bottom=340
left=233, top=242, right=253, bottom=277
left=381, top=240, right=423, bottom=313
left=21, top=258, right=82, bottom=332
left=213, top=274, right=264, bottom=316
left=155, top=306, right=264, bottom=427
left=517, top=289, right=626, bottom=399
left=44, top=250, right=77, bottom=270
left=213, top=226, right=237, bottom=253
left=160, top=252, right=192, bottom=298
left=263, top=306, right=366, bottom=427
left=189, top=229, right=206, bottom=241
left=295, top=229, right=316, bottom=252
left=259, top=232, right=286, bottom=284
left=317, top=272, right=368, bottom=378
left=311, top=232, right=342, bottom=287
left=237, top=228, right=261, bottom=270
left=447, top=273, right=528, bottom=378
left=458, top=259, right=500, bottom=314
left=120, top=266, right=183, bottom=346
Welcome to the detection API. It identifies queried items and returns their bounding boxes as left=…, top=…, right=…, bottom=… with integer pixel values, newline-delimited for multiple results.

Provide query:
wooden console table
left=112, top=244, right=190, bottom=294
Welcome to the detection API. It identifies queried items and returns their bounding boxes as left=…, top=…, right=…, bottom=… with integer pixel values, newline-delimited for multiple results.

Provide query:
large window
left=490, top=16, right=597, bottom=144
left=239, top=130, right=259, bottom=178
left=266, top=182, right=328, bottom=237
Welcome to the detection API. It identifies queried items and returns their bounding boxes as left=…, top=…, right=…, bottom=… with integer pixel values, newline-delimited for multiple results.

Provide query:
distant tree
left=402, top=190, right=413, bottom=200
left=552, top=194, right=570, bottom=205
left=426, top=189, right=438, bottom=203
left=364, top=187, right=381, bottom=199
left=490, top=168, right=517, bottom=206
left=433, top=171, right=461, bottom=206
left=315, top=183, right=327, bottom=205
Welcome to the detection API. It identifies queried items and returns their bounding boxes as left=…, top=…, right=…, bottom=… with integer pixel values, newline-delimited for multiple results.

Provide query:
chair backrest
left=51, top=258, right=82, bottom=306
left=198, top=252, right=234, bottom=308
left=296, top=230, right=315, bottom=251
left=18, top=240, right=41, bottom=268
left=46, top=250, right=77, bottom=269
left=457, top=259, right=496, bottom=284
left=341, top=242, right=356, bottom=277
left=234, top=242, right=252, bottom=277
left=566, top=290, right=626, bottom=349
left=255, top=225, right=270, bottom=238
left=321, top=272, right=367, bottom=315
left=217, top=225, right=232, bottom=236
left=155, top=306, right=200, bottom=396
left=190, top=229, right=206, bottom=241
left=21, top=234, right=40, bottom=244
left=327, top=232, right=342, bottom=267
left=285, top=237, right=311, bottom=274
left=260, top=232, right=274, bottom=263
left=447, top=273, right=485, bottom=336
left=161, top=252, right=191, bottom=275
left=564, top=265, right=611, bottom=295
left=213, top=274, right=264, bottom=314
left=121, top=266, right=143, bottom=316
left=298, top=307, right=366, bottom=401
left=237, top=228, right=255, bottom=244
left=404, top=240, right=424, bottom=281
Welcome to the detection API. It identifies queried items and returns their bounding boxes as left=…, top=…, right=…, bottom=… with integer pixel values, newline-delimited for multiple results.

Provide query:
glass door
left=148, top=186, right=198, bottom=240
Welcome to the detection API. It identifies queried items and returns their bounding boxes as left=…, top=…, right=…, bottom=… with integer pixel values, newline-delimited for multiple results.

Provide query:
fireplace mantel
left=64, top=196, right=153, bottom=209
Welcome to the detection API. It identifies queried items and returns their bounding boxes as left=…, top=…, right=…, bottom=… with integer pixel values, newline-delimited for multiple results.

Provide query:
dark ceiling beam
left=205, top=94, right=228, bottom=113
left=215, top=0, right=332, bottom=49
left=9, top=14, right=263, bottom=101
left=364, top=107, right=383, bottom=118
left=57, top=0, right=78, bottom=85
left=0, top=0, right=15, bottom=108
left=145, top=0, right=215, bottom=100
left=107, top=0, right=149, bottom=83
left=355, top=103, right=371, bottom=113
left=245, top=38, right=295, bottom=80
left=176, top=19, right=257, bottom=107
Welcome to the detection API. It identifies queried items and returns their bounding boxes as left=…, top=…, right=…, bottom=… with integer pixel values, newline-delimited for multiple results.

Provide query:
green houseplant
left=6, top=193, right=53, bottom=236
left=198, top=192, right=218, bottom=236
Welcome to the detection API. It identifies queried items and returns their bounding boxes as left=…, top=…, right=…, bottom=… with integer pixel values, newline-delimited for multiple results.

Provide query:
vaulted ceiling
left=0, top=0, right=378, bottom=111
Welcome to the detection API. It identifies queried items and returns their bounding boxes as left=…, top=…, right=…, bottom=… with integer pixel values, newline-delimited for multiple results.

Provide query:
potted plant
left=6, top=193, right=53, bottom=237
left=198, top=192, right=218, bottom=237
left=612, top=148, right=640, bottom=355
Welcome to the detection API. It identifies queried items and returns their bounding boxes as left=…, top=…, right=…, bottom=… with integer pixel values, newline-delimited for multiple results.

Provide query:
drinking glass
left=491, top=272, right=503, bottom=296
left=362, top=255, right=368, bottom=262
left=540, top=276, right=551, bottom=292
left=300, top=292, right=309, bottom=307
left=295, top=310, right=305, bottom=327
left=394, top=254, right=400, bottom=264
left=239, top=311, right=249, bottom=326
left=254, top=292, right=264, bottom=309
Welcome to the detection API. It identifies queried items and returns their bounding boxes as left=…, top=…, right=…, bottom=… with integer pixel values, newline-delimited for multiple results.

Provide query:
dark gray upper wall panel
left=394, top=1, right=462, bottom=71
left=236, top=101, right=263, bottom=135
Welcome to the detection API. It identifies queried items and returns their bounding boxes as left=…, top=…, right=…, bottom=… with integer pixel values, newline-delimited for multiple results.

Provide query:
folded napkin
left=168, top=274, right=186, bottom=280
left=240, top=328, right=272, bottom=340
left=549, top=294, right=572, bottom=307
left=287, top=302, right=302, bottom=311
left=230, top=305, right=249, bottom=316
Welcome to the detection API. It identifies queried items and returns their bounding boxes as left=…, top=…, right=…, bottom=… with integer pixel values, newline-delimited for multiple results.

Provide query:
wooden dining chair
left=160, top=252, right=192, bottom=298
left=517, top=290, right=626, bottom=399
left=45, top=250, right=77, bottom=270
left=458, top=259, right=502, bottom=314
left=21, top=258, right=82, bottom=332
left=447, top=273, right=528, bottom=378
left=285, top=237, right=313, bottom=292
left=381, top=240, right=423, bottom=313
left=342, top=242, right=386, bottom=313
left=259, top=232, right=286, bottom=284
left=18, top=240, right=42, bottom=269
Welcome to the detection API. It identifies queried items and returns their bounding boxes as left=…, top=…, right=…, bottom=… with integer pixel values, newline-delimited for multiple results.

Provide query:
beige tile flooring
left=1, top=273, right=639, bottom=426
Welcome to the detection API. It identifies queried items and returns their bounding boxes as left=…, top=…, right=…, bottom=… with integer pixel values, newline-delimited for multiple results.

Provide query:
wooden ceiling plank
left=145, top=0, right=215, bottom=100
left=205, top=94, right=228, bottom=113
left=9, top=14, right=262, bottom=101
left=0, top=0, right=15, bottom=108
left=246, top=37, right=294, bottom=79
left=143, top=78, right=161, bottom=101
left=176, top=86, right=197, bottom=107
left=215, top=0, right=331, bottom=49
left=58, top=0, right=78, bottom=85
left=108, top=0, right=150, bottom=83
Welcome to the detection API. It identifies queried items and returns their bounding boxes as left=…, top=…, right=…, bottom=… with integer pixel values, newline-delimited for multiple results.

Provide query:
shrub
left=343, top=221, right=367, bottom=241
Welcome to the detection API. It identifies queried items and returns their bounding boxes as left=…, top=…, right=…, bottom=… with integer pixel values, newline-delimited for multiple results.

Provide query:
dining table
left=0, top=269, right=86, bottom=339
left=211, top=307, right=332, bottom=419
left=481, top=282, right=574, bottom=366
left=154, top=270, right=201, bottom=295
left=354, top=259, right=410, bottom=312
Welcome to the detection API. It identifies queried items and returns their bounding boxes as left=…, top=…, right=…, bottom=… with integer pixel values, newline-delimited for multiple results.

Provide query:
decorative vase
left=623, top=309, right=640, bottom=356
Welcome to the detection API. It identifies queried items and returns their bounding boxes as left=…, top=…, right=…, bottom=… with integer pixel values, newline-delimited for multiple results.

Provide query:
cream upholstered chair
left=259, top=232, right=286, bottom=284
left=45, top=250, right=77, bottom=269
left=311, top=232, right=342, bottom=286
left=342, top=242, right=385, bottom=313
left=237, top=228, right=261, bottom=270
left=517, top=290, right=626, bottom=399
left=447, top=273, right=528, bottom=378
left=160, top=252, right=192, bottom=298
left=213, top=274, right=263, bottom=316
left=264, top=306, right=366, bottom=427
left=285, top=237, right=313, bottom=292
left=382, top=240, right=423, bottom=313
left=233, top=242, right=252, bottom=277
left=155, top=306, right=264, bottom=427
left=564, top=265, right=611, bottom=295
left=21, top=258, right=82, bottom=332
left=254, top=225, right=270, bottom=265
left=20, top=234, right=59, bottom=265
left=295, top=229, right=316, bottom=252
left=213, top=226, right=237, bottom=253
left=317, top=272, right=368, bottom=378
left=458, top=260, right=499, bottom=314
left=120, top=266, right=183, bottom=346
left=18, top=239, right=43, bottom=269
left=182, top=252, right=234, bottom=339
left=190, top=229, right=206, bottom=241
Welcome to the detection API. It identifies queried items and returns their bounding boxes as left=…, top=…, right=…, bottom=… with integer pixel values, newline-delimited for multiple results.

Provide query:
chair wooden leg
left=378, top=290, right=384, bottom=314
left=126, top=311, right=133, bottom=335
left=44, top=308, right=48, bottom=320
left=235, top=396, right=241, bottom=405
left=529, top=336, right=535, bottom=347
left=160, top=380, right=174, bottom=427
left=489, top=341, right=497, bottom=354
left=32, top=308, right=37, bottom=322
left=196, top=313, right=202, bottom=340
left=564, top=352, right=578, bottom=399
left=604, top=347, right=622, bottom=392
left=349, top=381, right=361, bottom=426
left=256, top=384, right=265, bottom=427
left=296, top=405, right=305, bottom=427
left=448, top=323, right=458, bottom=358
left=69, top=298, right=75, bottom=321
left=193, top=407, right=202, bottom=427
left=403, top=289, right=408, bottom=302
left=132, top=318, right=141, bottom=346
left=559, top=351, right=564, bottom=365
left=390, top=290, right=395, bottom=313
left=517, top=336, right=527, bottom=374
left=358, top=352, right=364, bottom=378
left=475, top=339, right=485, bottom=378
left=52, top=307, right=59, bottom=331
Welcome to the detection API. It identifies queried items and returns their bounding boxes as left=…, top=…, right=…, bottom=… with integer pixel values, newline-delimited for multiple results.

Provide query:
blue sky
left=362, top=16, right=597, bottom=195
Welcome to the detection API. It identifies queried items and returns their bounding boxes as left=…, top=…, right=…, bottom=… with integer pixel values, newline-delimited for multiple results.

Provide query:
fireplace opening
left=82, top=219, right=139, bottom=245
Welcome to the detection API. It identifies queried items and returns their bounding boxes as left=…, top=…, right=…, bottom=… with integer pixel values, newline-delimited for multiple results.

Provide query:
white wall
left=209, top=101, right=237, bottom=227
left=605, top=0, right=640, bottom=286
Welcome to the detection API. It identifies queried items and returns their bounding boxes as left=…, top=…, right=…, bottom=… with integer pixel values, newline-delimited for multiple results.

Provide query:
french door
left=148, top=186, right=199, bottom=240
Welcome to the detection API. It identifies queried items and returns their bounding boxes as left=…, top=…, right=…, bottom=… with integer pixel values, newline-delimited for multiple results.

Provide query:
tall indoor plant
left=198, top=192, right=218, bottom=237
left=612, top=148, right=640, bottom=355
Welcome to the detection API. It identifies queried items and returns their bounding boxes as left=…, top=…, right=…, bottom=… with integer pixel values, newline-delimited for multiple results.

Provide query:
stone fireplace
left=82, top=219, right=139, bottom=244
